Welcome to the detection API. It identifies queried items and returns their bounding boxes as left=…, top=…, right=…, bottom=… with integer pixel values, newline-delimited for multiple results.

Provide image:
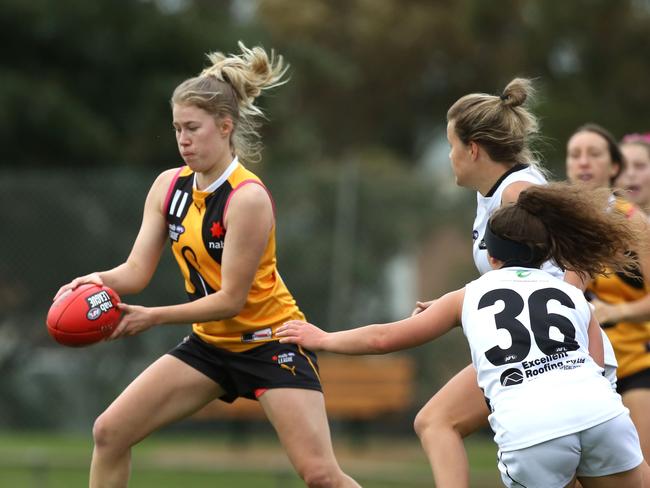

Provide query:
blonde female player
left=399, top=78, right=619, bottom=487
left=277, top=183, right=645, bottom=488
left=54, top=43, right=360, bottom=488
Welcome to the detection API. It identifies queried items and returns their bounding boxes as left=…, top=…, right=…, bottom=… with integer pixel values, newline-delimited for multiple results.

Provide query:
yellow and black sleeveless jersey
left=587, top=198, right=650, bottom=379
left=164, top=159, right=305, bottom=352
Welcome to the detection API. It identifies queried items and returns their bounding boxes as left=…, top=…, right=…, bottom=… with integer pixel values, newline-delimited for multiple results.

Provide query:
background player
left=566, top=123, right=650, bottom=473
left=618, top=132, right=650, bottom=215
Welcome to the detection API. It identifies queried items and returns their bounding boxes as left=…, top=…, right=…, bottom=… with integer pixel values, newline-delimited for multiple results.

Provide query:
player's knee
left=413, top=411, right=426, bottom=439
left=92, top=413, right=124, bottom=451
left=414, top=407, right=446, bottom=439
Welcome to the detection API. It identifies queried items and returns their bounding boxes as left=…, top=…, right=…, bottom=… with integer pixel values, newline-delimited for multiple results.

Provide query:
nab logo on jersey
left=500, top=368, right=524, bottom=387
left=208, top=221, right=225, bottom=250
left=210, top=221, right=224, bottom=238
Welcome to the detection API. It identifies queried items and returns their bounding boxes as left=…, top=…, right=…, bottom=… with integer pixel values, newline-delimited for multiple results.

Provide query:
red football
left=47, top=284, right=122, bottom=347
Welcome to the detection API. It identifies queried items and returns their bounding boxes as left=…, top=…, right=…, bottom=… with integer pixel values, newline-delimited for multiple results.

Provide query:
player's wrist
left=614, top=303, right=630, bottom=322
left=315, top=332, right=332, bottom=351
left=149, top=306, right=173, bottom=326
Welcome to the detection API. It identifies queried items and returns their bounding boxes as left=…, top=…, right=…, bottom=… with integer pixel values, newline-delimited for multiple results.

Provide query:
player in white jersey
left=472, top=164, right=549, bottom=276
left=408, top=78, right=618, bottom=487
left=277, top=182, right=645, bottom=487
left=470, top=163, right=619, bottom=387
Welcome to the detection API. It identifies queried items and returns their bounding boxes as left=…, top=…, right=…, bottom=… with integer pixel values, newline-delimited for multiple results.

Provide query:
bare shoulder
left=228, top=181, right=273, bottom=211
left=147, top=167, right=184, bottom=210
left=153, top=167, right=183, bottom=190
left=224, top=181, right=274, bottom=230
left=501, top=180, right=536, bottom=205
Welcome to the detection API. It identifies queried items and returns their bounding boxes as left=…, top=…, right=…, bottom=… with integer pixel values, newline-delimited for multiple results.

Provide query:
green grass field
left=0, top=430, right=501, bottom=487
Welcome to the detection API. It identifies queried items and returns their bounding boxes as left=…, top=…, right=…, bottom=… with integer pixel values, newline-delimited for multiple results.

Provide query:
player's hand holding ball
left=53, top=272, right=104, bottom=301
left=47, top=283, right=122, bottom=347
left=108, top=303, right=158, bottom=339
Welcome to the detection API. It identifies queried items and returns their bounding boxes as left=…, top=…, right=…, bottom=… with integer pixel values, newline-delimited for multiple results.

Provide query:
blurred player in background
left=54, top=43, right=360, bottom=488
left=278, top=182, right=646, bottom=488
left=618, top=133, right=650, bottom=215
left=566, top=124, right=650, bottom=474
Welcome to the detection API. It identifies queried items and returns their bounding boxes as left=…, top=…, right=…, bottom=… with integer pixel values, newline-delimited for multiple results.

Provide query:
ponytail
left=447, top=78, right=545, bottom=175
left=171, top=42, right=289, bottom=163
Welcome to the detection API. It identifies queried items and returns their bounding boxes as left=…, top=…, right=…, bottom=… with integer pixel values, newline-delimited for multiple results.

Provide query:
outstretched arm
left=276, top=288, right=465, bottom=355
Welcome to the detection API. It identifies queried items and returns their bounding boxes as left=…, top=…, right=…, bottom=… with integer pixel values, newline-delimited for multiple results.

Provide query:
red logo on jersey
left=210, top=221, right=224, bottom=238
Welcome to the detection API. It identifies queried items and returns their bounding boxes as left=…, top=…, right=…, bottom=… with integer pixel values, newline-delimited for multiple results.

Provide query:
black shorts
left=168, top=333, right=322, bottom=403
left=617, top=367, right=650, bottom=395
